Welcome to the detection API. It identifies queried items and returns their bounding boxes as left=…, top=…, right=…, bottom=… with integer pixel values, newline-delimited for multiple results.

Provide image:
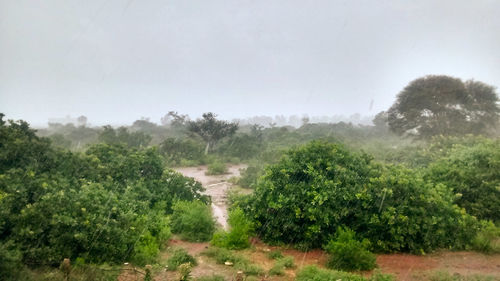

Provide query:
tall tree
left=187, top=113, right=238, bottom=154
left=387, top=75, right=499, bottom=139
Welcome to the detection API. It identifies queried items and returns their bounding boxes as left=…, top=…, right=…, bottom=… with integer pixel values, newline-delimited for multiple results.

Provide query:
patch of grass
left=297, top=265, right=394, bottom=281
left=206, top=161, right=228, bottom=175
left=268, top=256, right=295, bottom=276
left=166, top=248, right=197, bottom=271
left=267, top=250, right=283, bottom=259
left=201, top=247, right=263, bottom=276
left=429, top=271, right=497, bottom=281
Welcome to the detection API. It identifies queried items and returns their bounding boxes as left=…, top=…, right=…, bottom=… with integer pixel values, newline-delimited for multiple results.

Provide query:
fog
left=1, top=0, right=499, bottom=126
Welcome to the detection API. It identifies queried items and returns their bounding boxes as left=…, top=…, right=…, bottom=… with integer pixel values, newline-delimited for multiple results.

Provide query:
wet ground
left=174, top=164, right=247, bottom=230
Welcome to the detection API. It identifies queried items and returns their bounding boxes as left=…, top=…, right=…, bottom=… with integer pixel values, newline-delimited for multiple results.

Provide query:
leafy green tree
left=187, top=113, right=238, bottom=154
left=387, top=75, right=499, bottom=139
left=98, top=126, right=152, bottom=148
left=247, top=141, right=478, bottom=252
left=426, top=138, right=500, bottom=221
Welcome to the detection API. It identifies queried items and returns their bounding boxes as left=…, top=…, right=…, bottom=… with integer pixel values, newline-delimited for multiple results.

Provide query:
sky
left=1, top=0, right=499, bottom=126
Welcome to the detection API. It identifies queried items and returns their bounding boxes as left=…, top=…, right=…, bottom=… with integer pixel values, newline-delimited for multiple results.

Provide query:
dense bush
left=205, top=160, right=228, bottom=175
left=0, top=115, right=208, bottom=274
left=248, top=141, right=478, bottom=252
left=471, top=222, right=500, bottom=254
left=211, top=207, right=253, bottom=249
left=237, top=164, right=263, bottom=188
left=426, top=138, right=500, bottom=221
left=160, top=137, right=205, bottom=165
left=324, top=227, right=376, bottom=271
left=166, top=248, right=197, bottom=271
left=170, top=201, right=216, bottom=242
left=296, top=265, right=394, bottom=281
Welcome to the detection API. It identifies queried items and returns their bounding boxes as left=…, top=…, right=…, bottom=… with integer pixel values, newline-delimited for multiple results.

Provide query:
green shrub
left=131, top=231, right=160, bottom=266
left=211, top=208, right=253, bottom=249
left=201, top=247, right=263, bottom=276
left=248, top=141, right=479, bottom=253
left=325, top=227, right=376, bottom=271
left=471, top=222, right=500, bottom=254
left=296, top=265, right=394, bottom=281
left=166, top=248, right=197, bottom=271
left=171, top=201, right=215, bottom=242
left=237, top=165, right=263, bottom=188
left=206, top=160, right=228, bottom=175
left=268, top=256, right=294, bottom=276
left=426, top=138, right=500, bottom=221
left=267, top=250, right=283, bottom=259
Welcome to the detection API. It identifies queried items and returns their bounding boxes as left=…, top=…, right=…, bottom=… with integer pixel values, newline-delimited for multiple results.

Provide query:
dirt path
left=174, top=164, right=247, bottom=230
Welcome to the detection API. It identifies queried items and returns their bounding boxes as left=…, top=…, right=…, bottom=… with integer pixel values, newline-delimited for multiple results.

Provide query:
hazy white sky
left=1, top=0, right=499, bottom=126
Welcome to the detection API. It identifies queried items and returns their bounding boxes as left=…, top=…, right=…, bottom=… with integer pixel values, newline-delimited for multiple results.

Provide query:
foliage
left=269, top=255, right=295, bottom=275
left=205, top=160, right=228, bottom=175
left=170, top=201, right=216, bottom=242
left=166, top=248, right=197, bottom=271
left=248, top=141, right=478, bottom=252
left=387, top=75, right=499, bottom=139
left=296, top=265, right=394, bottom=281
left=267, top=250, right=283, bottom=260
left=187, top=112, right=238, bottom=154
left=248, top=141, right=374, bottom=249
left=98, top=125, right=152, bottom=148
left=471, top=222, right=500, bottom=254
left=237, top=164, right=263, bottom=188
left=324, top=227, right=376, bottom=271
left=178, top=263, right=192, bottom=281
left=211, top=208, right=253, bottom=250
left=160, top=138, right=205, bottom=165
left=201, top=247, right=263, bottom=276
left=426, top=138, right=500, bottom=221
left=0, top=115, right=207, bottom=274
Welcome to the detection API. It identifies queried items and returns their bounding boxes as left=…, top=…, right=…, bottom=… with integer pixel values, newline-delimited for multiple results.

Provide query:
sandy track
left=174, top=164, right=247, bottom=230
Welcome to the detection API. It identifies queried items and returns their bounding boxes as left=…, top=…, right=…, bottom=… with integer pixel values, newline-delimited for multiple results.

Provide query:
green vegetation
left=211, top=207, right=253, bottom=249
left=201, top=247, right=263, bottom=276
left=171, top=201, right=216, bottom=242
left=0, top=114, right=207, bottom=277
left=247, top=141, right=478, bottom=253
left=266, top=250, right=283, bottom=259
left=205, top=160, right=228, bottom=175
left=296, top=265, right=394, bottom=281
left=429, top=271, right=497, bottom=281
left=195, top=275, right=225, bottom=281
left=269, top=256, right=295, bottom=275
left=166, top=248, right=197, bottom=271
left=324, top=227, right=376, bottom=271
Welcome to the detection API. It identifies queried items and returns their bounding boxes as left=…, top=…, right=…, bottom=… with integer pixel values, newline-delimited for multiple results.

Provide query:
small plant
left=267, top=250, right=283, bottom=260
left=429, top=271, right=497, bottom=281
left=324, top=227, right=376, bottom=271
left=277, top=256, right=295, bottom=268
left=206, top=160, right=228, bottom=175
left=268, top=263, right=285, bottom=276
left=178, top=263, right=192, bottom=281
left=211, top=208, right=253, bottom=249
left=166, top=248, right=197, bottom=271
left=237, top=165, right=263, bottom=188
left=170, top=201, right=216, bottom=242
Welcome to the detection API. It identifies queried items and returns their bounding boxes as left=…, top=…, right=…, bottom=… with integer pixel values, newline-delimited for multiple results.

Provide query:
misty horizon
left=1, top=0, right=499, bottom=126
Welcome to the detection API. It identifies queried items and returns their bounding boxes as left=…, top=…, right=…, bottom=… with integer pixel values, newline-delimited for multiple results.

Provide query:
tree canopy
left=187, top=112, right=238, bottom=154
left=387, top=75, right=499, bottom=139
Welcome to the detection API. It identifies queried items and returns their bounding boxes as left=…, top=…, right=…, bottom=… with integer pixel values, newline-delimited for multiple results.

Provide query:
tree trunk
left=204, top=142, right=210, bottom=155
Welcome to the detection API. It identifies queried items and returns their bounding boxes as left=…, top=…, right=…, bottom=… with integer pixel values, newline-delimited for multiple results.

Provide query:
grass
left=201, top=247, right=263, bottom=276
